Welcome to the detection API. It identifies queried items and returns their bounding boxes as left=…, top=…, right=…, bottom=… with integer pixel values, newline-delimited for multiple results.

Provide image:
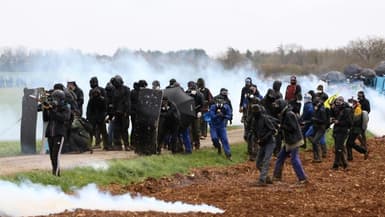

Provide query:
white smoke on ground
left=0, top=50, right=385, bottom=140
left=0, top=180, right=224, bottom=217
left=75, top=161, right=110, bottom=171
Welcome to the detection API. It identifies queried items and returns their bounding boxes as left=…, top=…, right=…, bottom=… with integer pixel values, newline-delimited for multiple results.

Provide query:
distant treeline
left=0, top=36, right=384, bottom=77
left=218, top=36, right=385, bottom=75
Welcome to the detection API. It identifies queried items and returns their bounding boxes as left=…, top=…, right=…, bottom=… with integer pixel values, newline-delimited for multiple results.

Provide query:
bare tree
left=347, top=36, right=385, bottom=66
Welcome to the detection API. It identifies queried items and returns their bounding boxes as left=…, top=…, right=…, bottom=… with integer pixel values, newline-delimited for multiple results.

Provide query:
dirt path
left=0, top=128, right=244, bottom=175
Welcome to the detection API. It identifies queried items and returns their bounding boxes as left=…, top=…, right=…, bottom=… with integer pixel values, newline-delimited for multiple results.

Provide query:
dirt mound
left=37, top=137, right=385, bottom=217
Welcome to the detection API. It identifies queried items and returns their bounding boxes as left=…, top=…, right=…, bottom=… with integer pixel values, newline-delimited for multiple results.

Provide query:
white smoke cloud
left=0, top=51, right=384, bottom=141
left=0, top=180, right=224, bottom=217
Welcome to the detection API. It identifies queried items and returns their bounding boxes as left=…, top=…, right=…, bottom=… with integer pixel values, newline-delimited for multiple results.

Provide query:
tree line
left=0, top=36, right=384, bottom=76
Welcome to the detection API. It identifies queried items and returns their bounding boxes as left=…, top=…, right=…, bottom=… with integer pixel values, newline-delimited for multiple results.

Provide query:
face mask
left=316, top=90, right=322, bottom=94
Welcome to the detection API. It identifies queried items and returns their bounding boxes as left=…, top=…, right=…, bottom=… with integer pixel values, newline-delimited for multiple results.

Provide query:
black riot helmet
left=111, top=75, right=123, bottom=88
left=51, top=89, right=65, bottom=102
left=53, top=83, right=65, bottom=91
left=152, top=80, right=160, bottom=89
left=138, top=80, right=148, bottom=88
left=90, top=76, right=99, bottom=88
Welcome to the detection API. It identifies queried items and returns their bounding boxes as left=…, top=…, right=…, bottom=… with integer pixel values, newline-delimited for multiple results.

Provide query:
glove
left=197, top=112, right=202, bottom=118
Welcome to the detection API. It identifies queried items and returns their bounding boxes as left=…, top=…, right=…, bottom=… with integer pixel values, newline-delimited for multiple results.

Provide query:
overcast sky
left=0, top=0, right=384, bottom=56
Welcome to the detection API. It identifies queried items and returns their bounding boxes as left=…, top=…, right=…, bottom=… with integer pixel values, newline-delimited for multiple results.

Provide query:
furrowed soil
left=40, top=136, right=385, bottom=217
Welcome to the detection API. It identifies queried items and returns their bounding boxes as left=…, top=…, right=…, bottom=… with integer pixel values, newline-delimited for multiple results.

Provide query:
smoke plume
left=0, top=49, right=384, bottom=141
left=0, top=180, right=224, bottom=217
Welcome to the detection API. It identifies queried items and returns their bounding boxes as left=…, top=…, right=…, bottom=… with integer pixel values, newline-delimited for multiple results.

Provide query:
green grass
left=0, top=141, right=21, bottom=157
left=1, top=143, right=248, bottom=192
left=0, top=140, right=43, bottom=157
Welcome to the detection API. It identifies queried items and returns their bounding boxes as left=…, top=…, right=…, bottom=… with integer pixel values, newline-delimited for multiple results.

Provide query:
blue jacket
left=209, top=103, right=232, bottom=128
left=301, top=102, right=314, bottom=124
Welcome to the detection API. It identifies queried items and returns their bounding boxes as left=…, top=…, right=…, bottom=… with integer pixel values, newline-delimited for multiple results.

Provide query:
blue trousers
left=273, top=146, right=307, bottom=181
left=210, top=126, right=231, bottom=156
left=181, top=128, right=192, bottom=153
left=306, top=125, right=327, bottom=155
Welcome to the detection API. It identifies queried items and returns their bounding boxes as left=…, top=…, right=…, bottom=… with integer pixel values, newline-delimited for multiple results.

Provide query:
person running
left=209, top=97, right=233, bottom=160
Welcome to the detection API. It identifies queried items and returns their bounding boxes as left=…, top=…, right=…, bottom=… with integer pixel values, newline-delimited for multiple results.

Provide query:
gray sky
left=0, top=0, right=384, bottom=56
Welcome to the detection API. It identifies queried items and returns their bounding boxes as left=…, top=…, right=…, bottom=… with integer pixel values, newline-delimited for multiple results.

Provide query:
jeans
left=181, top=128, right=192, bottom=153
left=273, top=146, right=307, bottom=181
left=210, top=126, right=231, bottom=156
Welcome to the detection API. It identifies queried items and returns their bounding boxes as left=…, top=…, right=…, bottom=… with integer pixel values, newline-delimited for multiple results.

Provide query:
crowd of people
left=40, top=76, right=233, bottom=176
left=41, top=74, right=371, bottom=182
left=239, top=76, right=371, bottom=186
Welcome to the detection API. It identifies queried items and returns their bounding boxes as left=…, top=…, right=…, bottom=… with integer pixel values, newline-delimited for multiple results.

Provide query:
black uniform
left=197, top=78, right=213, bottom=138
left=262, top=80, right=283, bottom=156
left=157, top=98, right=181, bottom=154
left=86, top=87, right=108, bottom=149
left=45, top=90, right=71, bottom=176
left=111, top=76, right=131, bottom=150
left=186, top=84, right=204, bottom=149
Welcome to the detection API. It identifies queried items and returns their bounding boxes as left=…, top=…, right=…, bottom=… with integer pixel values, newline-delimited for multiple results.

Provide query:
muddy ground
left=38, top=136, right=385, bottom=217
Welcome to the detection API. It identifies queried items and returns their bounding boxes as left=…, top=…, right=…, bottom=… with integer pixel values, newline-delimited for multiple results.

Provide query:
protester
left=262, top=80, right=283, bottom=156
left=284, top=75, right=302, bottom=115
left=331, top=96, right=352, bottom=170
left=250, top=104, right=277, bottom=186
left=357, top=90, right=370, bottom=150
left=310, top=97, right=328, bottom=163
left=346, top=98, right=368, bottom=161
left=272, top=99, right=307, bottom=184
left=300, top=93, right=314, bottom=149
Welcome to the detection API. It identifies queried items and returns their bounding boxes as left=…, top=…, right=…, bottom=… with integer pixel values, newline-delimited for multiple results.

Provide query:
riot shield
left=20, top=88, right=39, bottom=154
left=132, top=89, right=163, bottom=155
left=163, top=87, right=195, bottom=130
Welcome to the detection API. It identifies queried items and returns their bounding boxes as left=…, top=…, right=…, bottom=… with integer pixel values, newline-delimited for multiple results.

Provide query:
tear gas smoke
left=0, top=50, right=384, bottom=141
left=0, top=180, right=224, bottom=217
left=75, top=161, right=109, bottom=171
